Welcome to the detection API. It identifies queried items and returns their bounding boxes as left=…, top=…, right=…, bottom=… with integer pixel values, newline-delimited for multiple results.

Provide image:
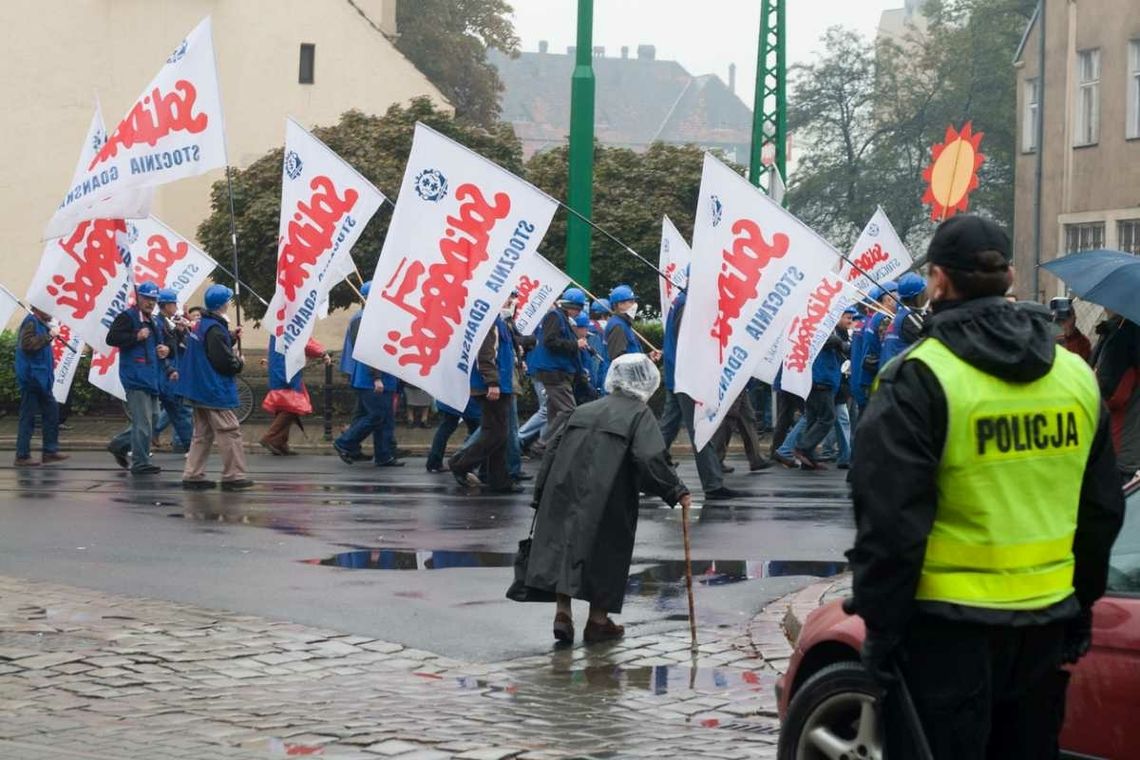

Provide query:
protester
left=527, top=288, right=588, bottom=455
left=14, top=307, right=67, bottom=467
left=1054, top=298, right=1092, bottom=361
left=449, top=298, right=521, bottom=493
left=574, top=313, right=601, bottom=404
left=769, top=372, right=803, bottom=464
left=106, top=281, right=172, bottom=475
left=791, top=316, right=850, bottom=470
left=605, top=284, right=643, bottom=361
left=659, top=289, right=685, bottom=452
left=154, top=289, right=193, bottom=454
left=847, top=215, right=1125, bottom=757
left=260, top=336, right=329, bottom=456
left=1091, top=310, right=1140, bottom=481
left=878, top=272, right=926, bottom=368
left=180, top=285, right=253, bottom=490
left=715, top=393, right=770, bottom=473
left=523, top=354, right=691, bottom=643
left=334, top=281, right=403, bottom=468
left=851, top=283, right=898, bottom=413
left=426, top=399, right=481, bottom=473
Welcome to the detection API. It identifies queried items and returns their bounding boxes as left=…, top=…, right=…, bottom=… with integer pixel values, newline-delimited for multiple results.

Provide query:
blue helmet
left=843, top=305, right=859, bottom=316
left=204, top=284, right=234, bottom=311
left=136, top=280, right=160, bottom=300
left=897, top=272, right=927, bottom=299
left=559, top=288, right=587, bottom=308
left=360, top=280, right=372, bottom=298
left=609, top=284, right=636, bottom=304
left=157, top=288, right=179, bottom=305
left=590, top=298, right=612, bottom=316
left=573, top=313, right=592, bottom=329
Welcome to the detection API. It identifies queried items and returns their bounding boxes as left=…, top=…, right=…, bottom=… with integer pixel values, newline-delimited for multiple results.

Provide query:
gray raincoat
left=524, top=393, right=689, bottom=613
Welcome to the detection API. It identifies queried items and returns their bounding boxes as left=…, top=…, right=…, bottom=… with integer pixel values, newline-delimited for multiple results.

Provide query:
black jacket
left=203, top=313, right=243, bottom=377
left=848, top=297, right=1125, bottom=634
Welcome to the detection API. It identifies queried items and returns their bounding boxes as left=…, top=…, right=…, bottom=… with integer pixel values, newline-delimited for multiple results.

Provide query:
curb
left=748, top=573, right=853, bottom=675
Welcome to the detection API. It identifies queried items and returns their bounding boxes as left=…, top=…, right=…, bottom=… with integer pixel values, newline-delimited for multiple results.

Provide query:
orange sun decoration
left=921, top=121, right=985, bottom=222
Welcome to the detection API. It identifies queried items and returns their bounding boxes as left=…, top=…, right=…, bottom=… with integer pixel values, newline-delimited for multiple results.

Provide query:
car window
left=1107, top=489, right=1140, bottom=594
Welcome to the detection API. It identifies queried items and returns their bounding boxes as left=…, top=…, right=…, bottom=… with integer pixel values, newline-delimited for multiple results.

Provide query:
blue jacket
left=158, top=317, right=185, bottom=401
left=181, top=315, right=239, bottom=409
left=341, top=311, right=397, bottom=392
left=15, top=315, right=53, bottom=393
left=115, top=307, right=165, bottom=394
left=811, top=332, right=843, bottom=390
left=585, top=323, right=608, bottom=393
left=879, top=306, right=912, bottom=368
left=662, top=292, right=686, bottom=391
left=857, top=312, right=889, bottom=388
left=529, top=309, right=579, bottom=375
left=471, top=317, right=515, bottom=395
left=848, top=325, right=866, bottom=398
left=268, top=335, right=303, bottom=392
left=605, top=313, right=642, bottom=358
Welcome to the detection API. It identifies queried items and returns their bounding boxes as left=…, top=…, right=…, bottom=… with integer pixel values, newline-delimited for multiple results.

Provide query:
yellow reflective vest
left=904, top=338, right=1100, bottom=610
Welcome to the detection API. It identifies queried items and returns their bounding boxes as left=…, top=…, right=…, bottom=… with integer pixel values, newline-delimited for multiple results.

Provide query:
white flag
left=316, top=251, right=359, bottom=320
left=128, top=217, right=217, bottom=304
left=768, top=166, right=787, bottom=207
left=675, top=154, right=837, bottom=449
left=836, top=207, right=912, bottom=294
left=51, top=323, right=86, bottom=405
left=88, top=348, right=125, bottom=402
left=778, top=275, right=861, bottom=400
left=44, top=17, right=226, bottom=239
left=512, top=255, right=572, bottom=336
left=659, top=216, right=690, bottom=320
left=353, top=123, right=557, bottom=410
left=268, top=118, right=385, bottom=380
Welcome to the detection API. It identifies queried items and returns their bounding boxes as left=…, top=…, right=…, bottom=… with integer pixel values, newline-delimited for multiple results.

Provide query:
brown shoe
left=553, top=612, right=574, bottom=643
left=583, top=617, right=625, bottom=643
left=13, top=457, right=39, bottom=467
left=42, top=453, right=70, bottom=464
left=259, top=439, right=286, bottom=456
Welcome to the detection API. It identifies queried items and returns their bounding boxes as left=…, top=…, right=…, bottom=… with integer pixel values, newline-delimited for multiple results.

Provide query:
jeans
left=158, top=396, right=193, bottom=450
left=834, top=402, right=852, bottom=466
left=335, top=389, right=396, bottom=464
left=770, top=389, right=804, bottom=458
left=110, top=390, right=158, bottom=471
left=427, top=410, right=479, bottom=470
left=777, top=416, right=806, bottom=459
left=659, top=389, right=683, bottom=450
left=16, top=384, right=59, bottom=459
left=677, top=392, right=724, bottom=493
left=518, top=379, right=547, bottom=447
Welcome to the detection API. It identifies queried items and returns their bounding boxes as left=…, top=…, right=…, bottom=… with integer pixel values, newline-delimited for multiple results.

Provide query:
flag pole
left=209, top=261, right=268, bottom=307
left=224, top=167, right=243, bottom=331
left=0, top=286, right=78, bottom=354
left=558, top=201, right=679, bottom=287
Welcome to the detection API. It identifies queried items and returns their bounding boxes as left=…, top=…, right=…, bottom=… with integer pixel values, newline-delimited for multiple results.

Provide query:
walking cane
left=680, top=498, right=698, bottom=651
left=891, top=662, right=935, bottom=760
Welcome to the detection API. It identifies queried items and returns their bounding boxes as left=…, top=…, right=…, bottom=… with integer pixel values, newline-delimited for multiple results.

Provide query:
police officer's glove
left=1061, top=607, right=1093, bottom=664
left=861, top=626, right=902, bottom=687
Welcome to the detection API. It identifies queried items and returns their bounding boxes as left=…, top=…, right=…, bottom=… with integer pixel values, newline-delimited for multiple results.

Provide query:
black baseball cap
left=926, top=215, right=1012, bottom=272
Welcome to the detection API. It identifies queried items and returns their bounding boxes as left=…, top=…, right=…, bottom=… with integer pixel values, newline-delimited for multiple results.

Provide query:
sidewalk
left=0, top=575, right=794, bottom=759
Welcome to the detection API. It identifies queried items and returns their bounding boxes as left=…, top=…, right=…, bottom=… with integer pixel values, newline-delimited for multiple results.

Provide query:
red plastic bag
left=262, top=388, right=312, bottom=416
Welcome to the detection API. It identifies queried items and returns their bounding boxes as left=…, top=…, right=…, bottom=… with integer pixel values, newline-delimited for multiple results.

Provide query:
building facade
left=1013, top=0, right=1140, bottom=302
left=0, top=0, right=447, bottom=340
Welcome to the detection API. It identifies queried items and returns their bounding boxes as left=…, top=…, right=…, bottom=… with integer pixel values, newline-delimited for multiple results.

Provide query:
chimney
left=728, top=63, right=736, bottom=94
left=593, top=46, right=605, bottom=57
left=567, top=45, right=576, bottom=55
left=621, top=45, right=629, bottom=59
left=637, top=44, right=656, bottom=61
left=538, top=40, right=549, bottom=54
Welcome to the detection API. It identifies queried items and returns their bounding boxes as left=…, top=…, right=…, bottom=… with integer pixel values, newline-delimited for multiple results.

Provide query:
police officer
left=528, top=288, right=588, bottom=455
left=14, top=307, right=67, bottom=467
left=878, top=272, right=927, bottom=368
left=848, top=215, right=1124, bottom=758
left=107, top=280, right=172, bottom=474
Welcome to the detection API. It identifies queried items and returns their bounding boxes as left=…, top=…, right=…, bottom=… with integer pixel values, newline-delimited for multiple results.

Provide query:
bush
left=0, top=330, right=114, bottom=415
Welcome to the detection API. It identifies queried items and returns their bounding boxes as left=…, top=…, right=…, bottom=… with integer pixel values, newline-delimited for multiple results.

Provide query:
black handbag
left=505, top=510, right=556, bottom=603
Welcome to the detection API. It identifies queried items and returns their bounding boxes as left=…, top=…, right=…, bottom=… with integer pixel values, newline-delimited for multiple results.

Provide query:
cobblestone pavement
left=0, top=575, right=800, bottom=759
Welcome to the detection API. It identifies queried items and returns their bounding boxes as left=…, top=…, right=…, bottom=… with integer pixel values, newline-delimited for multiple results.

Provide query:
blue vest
left=811, top=337, right=842, bottom=390
left=879, top=306, right=912, bottom=367
left=605, top=314, right=642, bottom=358
left=470, top=317, right=515, bottom=395
left=15, top=315, right=53, bottom=393
left=181, top=315, right=238, bottom=409
left=158, top=317, right=183, bottom=401
left=663, top=292, right=686, bottom=391
left=528, top=309, right=579, bottom=375
left=268, top=335, right=303, bottom=392
left=585, top=324, right=608, bottom=393
left=848, top=326, right=866, bottom=391
left=341, top=312, right=397, bottom=391
left=117, top=307, right=163, bottom=394
left=338, top=311, right=359, bottom=376
left=857, top=313, right=889, bottom=387
left=437, top=397, right=482, bottom=422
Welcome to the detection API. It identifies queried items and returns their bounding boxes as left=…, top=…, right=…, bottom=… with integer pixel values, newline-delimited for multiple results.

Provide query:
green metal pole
left=750, top=0, right=787, bottom=200
left=566, top=0, right=595, bottom=287
left=748, top=0, right=768, bottom=188
left=775, top=0, right=787, bottom=185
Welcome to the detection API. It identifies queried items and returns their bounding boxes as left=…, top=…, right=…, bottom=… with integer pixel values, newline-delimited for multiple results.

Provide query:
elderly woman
left=525, top=353, right=692, bottom=643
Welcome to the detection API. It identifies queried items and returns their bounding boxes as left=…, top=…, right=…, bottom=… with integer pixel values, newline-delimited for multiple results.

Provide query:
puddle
left=305, top=548, right=516, bottom=570
left=553, top=663, right=775, bottom=694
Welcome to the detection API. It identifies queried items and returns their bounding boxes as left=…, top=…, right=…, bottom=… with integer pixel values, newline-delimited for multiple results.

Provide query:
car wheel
left=778, top=661, right=882, bottom=760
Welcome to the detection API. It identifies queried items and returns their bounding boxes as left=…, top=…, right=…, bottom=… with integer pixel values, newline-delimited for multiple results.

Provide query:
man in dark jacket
left=524, top=354, right=691, bottom=644
left=449, top=299, right=522, bottom=494
left=791, top=327, right=847, bottom=469
left=106, top=281, right=173, bottom=474
left=528, top=288, right=589, bottom=455
left=15, top=307, right=68, bottom=466
left=180, top=285, right=252, bottom=491
left=848, top=215, right=1124, bottom=758
left=1091, top=312, right=1140, bottom=480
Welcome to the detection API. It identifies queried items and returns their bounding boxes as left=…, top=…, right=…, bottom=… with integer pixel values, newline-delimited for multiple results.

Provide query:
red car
left=776, top=483, right=1140, bottom=760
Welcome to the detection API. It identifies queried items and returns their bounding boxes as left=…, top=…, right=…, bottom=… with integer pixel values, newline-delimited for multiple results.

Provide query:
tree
left=525, top=142, right=715, bottom=318
left=197, top=98, right=524, bottom=321
left=395, top=0, right=520, bottom=127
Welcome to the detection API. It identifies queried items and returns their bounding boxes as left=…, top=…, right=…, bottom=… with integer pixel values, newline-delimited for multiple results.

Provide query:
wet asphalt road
left=0, top=451, right=855, bottom=662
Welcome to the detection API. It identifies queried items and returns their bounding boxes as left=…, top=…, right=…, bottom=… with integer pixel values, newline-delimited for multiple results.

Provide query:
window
left=1065, top=222, right=1105, bottom=253
left=1075, top=49, right=1100, bottom=146
left=1120, top=220, right=1140, bottom=255
left=299, top=43, right=315, bottom=85
left=1129, top=41, right=1140, bottom=139
left=1022, top=77, right=1039, bottom=152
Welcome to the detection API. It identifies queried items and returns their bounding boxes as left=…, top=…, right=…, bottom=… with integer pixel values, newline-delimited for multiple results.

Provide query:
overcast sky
left=508, top=0, right=903, bottom=102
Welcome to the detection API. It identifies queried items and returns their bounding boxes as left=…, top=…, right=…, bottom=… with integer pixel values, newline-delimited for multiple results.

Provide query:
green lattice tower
left=749, top=0, right=786, bottom=197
